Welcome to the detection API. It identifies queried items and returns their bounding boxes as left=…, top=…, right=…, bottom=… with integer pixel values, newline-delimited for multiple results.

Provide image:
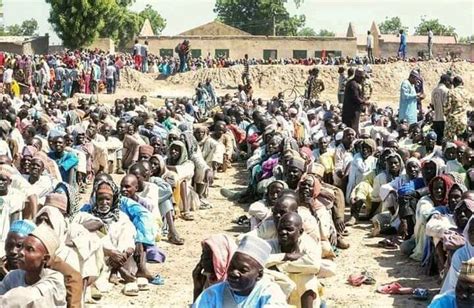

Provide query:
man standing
left=133, top=39, right=142, bottom=71
left=367, top=30, right=374, bottom=64
left=431, top=74, right=451, bottom=144
left=242, top=54, right=250, bottom=85
left=444, top=76, right=473, bottom=140
left=141, top=41, right=149, bottom=73
left=398, top=29, right=407, bottom=60
left=342, top=68, right=366, bottom=134
left=398, top=70, right=420, bottom=125
left=337, top=66, right=346, bottom=105
left=427, top=28, right=434, bottom=59
left=177, top=40, right=190, bottom=73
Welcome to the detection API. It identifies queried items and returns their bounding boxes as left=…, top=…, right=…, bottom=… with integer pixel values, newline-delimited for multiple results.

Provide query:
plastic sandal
left=347, top=274, right=367, bottom=286
left=412, top=288, right=429, bottom=300
left=377, top=282, right=413, bottom=295
left=378, top=239, right=398, bottom=250
left=122, top=282, right=139, bottom=296
left=361, top=271, right=376, bottom=285
left=136, top=277, right=149, bottom=291
left=150, top=274, right=165, bottom=285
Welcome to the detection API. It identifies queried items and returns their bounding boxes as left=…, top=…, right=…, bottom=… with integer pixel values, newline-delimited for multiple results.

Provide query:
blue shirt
left=193, top=279, right=287, bottom=308
left=399, top=79, right=418, bottom=124
left=428, top=290, right=457, bottom=308
left=81, top=196, right=158, bottom=246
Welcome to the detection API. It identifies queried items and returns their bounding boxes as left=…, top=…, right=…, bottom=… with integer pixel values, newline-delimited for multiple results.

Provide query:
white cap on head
left=236, top=235, right=272, bottom=267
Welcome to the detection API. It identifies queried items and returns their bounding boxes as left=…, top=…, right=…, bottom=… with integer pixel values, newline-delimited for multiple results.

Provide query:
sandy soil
left=86, top=164, right=439, bottom=308
left=80, top=62, right=470, bottom=306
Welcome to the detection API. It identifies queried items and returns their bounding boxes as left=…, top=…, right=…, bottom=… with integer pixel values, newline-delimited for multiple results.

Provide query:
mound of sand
left=120, top=67, right=157, bottom=93
left=162, top=61, right=473, bottom=103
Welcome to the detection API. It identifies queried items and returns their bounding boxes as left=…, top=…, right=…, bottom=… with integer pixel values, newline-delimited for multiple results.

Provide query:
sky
left=3, top=0, right=473, bottom=45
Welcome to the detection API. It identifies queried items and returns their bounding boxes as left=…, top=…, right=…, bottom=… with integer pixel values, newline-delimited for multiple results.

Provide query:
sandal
left=199, top=200, right=212, bottom=210
left=136, top=277, right=149, bottom=291
left=347, top=274, right=367, bottom=286
left=377, top=282, right=413, bottom=295
left=122, top=282, right=139, bottom=296
left=150, top=274, right=165, bottom=285
left=361, top=270, right=376, bottom=285
left=168, top=235, right=185, bottom=245
left=181, top=212, right=194, bottom=221
left=412, top=288, right=429, bottom=301
left=378, top=239, right=398, bottom=250
left=236, top=215, right=249, bottom=225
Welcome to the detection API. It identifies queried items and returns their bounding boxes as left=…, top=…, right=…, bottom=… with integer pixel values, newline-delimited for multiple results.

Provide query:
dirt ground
left=81, top=62, right=471, bottom=307
left=87, top=164, right=439, bottom=308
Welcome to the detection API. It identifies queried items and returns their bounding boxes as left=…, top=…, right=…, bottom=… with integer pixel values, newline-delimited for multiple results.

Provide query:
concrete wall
left=137, top=35, right=358, bottom=59
left=0, top=36, right=49, bottom=55
left=87, top=38, right=115, bottom=53
left=0, top=42, right=24, bottom=54
left=24, top=36, right=49, bottom=55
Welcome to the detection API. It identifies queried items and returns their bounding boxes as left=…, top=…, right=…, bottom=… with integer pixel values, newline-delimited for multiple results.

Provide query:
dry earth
left=117, top=61, right=474, bottom=106
left=82, top=62, right=472, bottom=307
left=87, top=165, right=438, bottom=308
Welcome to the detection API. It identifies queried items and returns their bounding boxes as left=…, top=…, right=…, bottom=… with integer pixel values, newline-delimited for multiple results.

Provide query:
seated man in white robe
left=266, top=212, right=321, bottom=308
left=0, top=224, right=67, bottom=307
left=193, top=235, right=287, bottom=307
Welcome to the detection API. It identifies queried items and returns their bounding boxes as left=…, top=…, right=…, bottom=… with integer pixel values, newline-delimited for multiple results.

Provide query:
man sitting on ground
left=193, top=235, right=287, bottom=307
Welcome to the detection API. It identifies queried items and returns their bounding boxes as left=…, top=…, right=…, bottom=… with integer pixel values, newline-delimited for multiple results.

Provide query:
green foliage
left=19, top=19, right=39, bottom=36
left=297, top=27, right=316, bottom=36
left=414, top=16, right=456, bottom=36
left=45, top=0, right=114, bottom=49
left=316, top=29, right=335, bottom=37
left=0, top=18, right=39, bottom=36
left=214, top=0, right=305, bottom=36
left=378, top=16, right=408, bottom=34
left=138, top=4, right=167, bottom=35
left=46, top=0, right=166, bottom=49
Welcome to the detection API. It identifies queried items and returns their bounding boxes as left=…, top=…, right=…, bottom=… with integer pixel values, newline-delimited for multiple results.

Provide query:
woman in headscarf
left=345, top=139, right=377, bottom=224
left=192, top=234, right=237, bottom=301
left=166, top=140, right=197, bottom=221
left=298, top=173, right=336, bottom=258
left=248, top=180, right=288, bottom=230
left=74, top=179, right=137, bottom=285
left=440, top=216, right=474, bottom=294
left=410, top=174, right=455, bottom=262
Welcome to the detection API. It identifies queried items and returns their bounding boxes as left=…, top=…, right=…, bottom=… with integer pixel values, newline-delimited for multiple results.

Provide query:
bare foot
left=136, top=268, right=155, bottom=281
left=109, top=273, right=121, bottom=285
left=118, top=267, right=136, bottom=283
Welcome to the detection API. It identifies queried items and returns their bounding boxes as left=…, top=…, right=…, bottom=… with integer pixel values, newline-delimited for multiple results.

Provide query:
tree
left=414, top=16, right=456, bottom=36
left=214, top=0, right=305, bottom=36
left=297, top=27, right=316, bottom=36
left=99, top=2, right=166, bottom=48
left=20, top=19, right=39, bottom=36
left=139, top=4, right=167, bottom=35
left=45, top=0, right=114, bottom=49
left=316, top=29, right=335, bottom=37
left=378, top=16, right=408, bottom=34
left=5, top=24, right=22, bottom=36
left=0, top=18, right=39, bottom=36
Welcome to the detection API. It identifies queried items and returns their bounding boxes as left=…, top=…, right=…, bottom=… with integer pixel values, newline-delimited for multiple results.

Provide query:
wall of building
left=137, top=35, right=358, bottom=59
left=24, top=36, right=49, bottom=55
left=86, top=38, right=115, bottom=53
left=0, top=42, right=24, bottom=54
